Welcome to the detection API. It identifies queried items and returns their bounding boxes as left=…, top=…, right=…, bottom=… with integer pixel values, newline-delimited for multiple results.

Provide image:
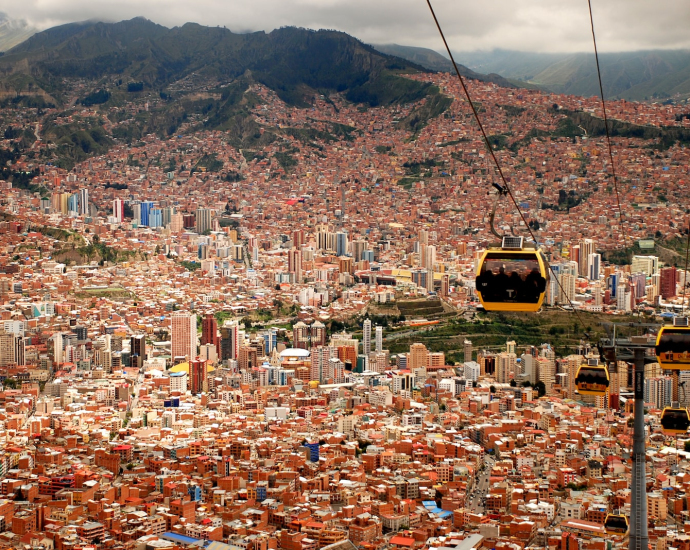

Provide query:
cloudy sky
left=2, top=0, right=690, bottom=53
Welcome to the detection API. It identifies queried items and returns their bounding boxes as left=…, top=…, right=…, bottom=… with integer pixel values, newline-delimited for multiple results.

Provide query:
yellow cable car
left=656, top=320, right=690, bottom=369
left=660, top=407, right=690, bottom=434
left=476, top=237, right=549, bottom=312
left=604, top=514, right=628, bottom=534
left=575, top=359, right=610, bottom=396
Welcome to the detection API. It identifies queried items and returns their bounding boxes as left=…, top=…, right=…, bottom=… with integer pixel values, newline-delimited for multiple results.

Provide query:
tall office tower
left=140, top=201, right=154, bottom=227
left=660, top=267, right=677, bottom=299
left=0, top=331, right=16, bottom=366
left=336, top=232, right=348, bottom=257
left=171, top=311, right=197, bottom=361
left=113, top=198, right=125, bottom=223
left=617, top=283, right=632, bottom=312
left=570, top=245, right=581, bottom=272
left=52, top=333, right=63, bottom=365
left=288, top=248, right=302, bottom=284
left=426, top=268, right=434, bottom=292
left=464, top=340, right=473, bottom=363
left=263, top=328, right=277, bottom=355
left=293, top=229, right=306, bottom=248
left=588, top=253, right=601, bottom=281
left=130, top=334, right=146, bottom=369
left=409, top=343, right=430, bottom=370
left=220, top=321, right=239, bottom=361
left=375, top=326, right=383, bottom=353
left=352, top=240, right=367, bottom=262
left=162, top=207, right=173, bottom=227
left=310, top=346, right=331, bottom=382
left=67, top=193, right=79, bottom=214
left=315, top=225, right=329, bottom=251
left=418, top=229, right=429, bottom=246
left=311, top=321, right=327, bottom=347
left=441, top=274, right=450, bottom=297
left=644, top=377, right=672, bottom=409
left=363, top=319, right=372, bottom=355
left=196, top=208, right=212, bottom=234
left=149, top=209, right=163, bottom=228
left=79, top=189, right=89, bottom=216
left=201, top=313, right=219, bottom=356
left=496, top=352, right=516, bottom=384
left=579, top=239, right=594, bottom=277
left=190, top=358, right=207, bottom=395
left=559, top=273, right=577, bottom=304
left=170, top=212, right=184, bottom=232
left=425, top=245, right=436, bottom=271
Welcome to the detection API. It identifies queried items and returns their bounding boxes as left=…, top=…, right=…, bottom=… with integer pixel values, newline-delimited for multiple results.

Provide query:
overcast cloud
left=2, top=0, right=689, bottom=53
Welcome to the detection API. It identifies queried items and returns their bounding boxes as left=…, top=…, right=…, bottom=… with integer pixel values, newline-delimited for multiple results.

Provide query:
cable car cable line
left=424, top=0, right=588, bottom=329
left=682, top=217, right=690, bottom=315
left=586, top=0, right=629, bottom=253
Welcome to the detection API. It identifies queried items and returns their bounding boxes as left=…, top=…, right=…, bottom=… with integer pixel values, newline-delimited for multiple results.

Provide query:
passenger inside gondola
left=477, top=257, right=546, bottom=304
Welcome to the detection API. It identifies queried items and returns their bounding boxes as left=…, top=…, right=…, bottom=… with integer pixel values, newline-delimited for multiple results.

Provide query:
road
left=468, top=455, right=494, bottom=512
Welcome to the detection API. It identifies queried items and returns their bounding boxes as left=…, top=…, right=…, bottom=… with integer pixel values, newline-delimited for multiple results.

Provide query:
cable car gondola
left=574, top=358, right=610, bottom=396
left=604, top=514, right=628, bottom=534
left=476, top=236, right=549, bottom=312
left=656, top=318, right=690, bottom=369
left=660, top=407, right=690, bottom=435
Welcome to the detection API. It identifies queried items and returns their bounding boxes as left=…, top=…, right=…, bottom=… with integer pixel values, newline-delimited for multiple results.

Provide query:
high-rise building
left=140, top=201, right=154, bottom=227
left=171, top=311, right=197, bottom=361
left=464, top=340, right=473, bottom=363
left=201, top=314, right=219, bottom=356
left=79, top=189, right=89, bottom=216
left=310, top=346, right=331, bottom=383
left=288, top=249, right=302, bottom=284
left=190, top=358, right=207, bottom=395
left=113, top=198, right=124, bottom=223
left=336, top=232, right=348, bottom=257
left=587, top=253, right=601, bottom=281
left=130, top=334, right=146, bottom=369
left=375, top=326, right=383, bottom=353
left=220, top=321, right=239, bottom=361
left=362, top=319, right=372, bottom=355
left=644, top=376, right=672, bottom=409
left=579, top=239, right=594, bottom=278
left=352, top=240, right=367, bottom=262
left=409, top=343, right=429, bottom=370
left=196, top=208, right=212, bottom=234
left=496, top=352, right=516, bottom=384
left=631, top=255, right=659, bottom=277
left=660, top=267, right=677, bottom=300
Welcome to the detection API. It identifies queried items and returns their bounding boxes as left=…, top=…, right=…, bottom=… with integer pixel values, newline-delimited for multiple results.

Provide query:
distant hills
left=0, top=13, right=36, bottom=52
left=372, top=43, right=516, bottom=88
left=454, top=49, right=690, bottom=100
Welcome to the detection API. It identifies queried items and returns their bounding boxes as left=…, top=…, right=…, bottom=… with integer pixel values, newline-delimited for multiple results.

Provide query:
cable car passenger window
left=477, top=253, right=546, bottom=303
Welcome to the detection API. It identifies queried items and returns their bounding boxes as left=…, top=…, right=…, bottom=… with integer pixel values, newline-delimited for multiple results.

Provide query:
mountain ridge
left=454, top=48, right=690, bottom=100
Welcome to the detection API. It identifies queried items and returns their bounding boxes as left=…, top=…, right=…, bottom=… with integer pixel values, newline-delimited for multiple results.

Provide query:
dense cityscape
left=2, top=17, right=690, bottom=550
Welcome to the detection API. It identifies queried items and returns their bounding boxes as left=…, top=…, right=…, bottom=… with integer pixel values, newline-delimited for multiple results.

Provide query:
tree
left=510, top=379, right=517, bottom=387
left=489, top=385, right=496, bottom=393
left=534, top=381, right=546, bottom=397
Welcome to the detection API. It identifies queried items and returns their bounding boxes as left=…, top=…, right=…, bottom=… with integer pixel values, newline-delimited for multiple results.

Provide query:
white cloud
left=2, top=0, right=689, bottom=53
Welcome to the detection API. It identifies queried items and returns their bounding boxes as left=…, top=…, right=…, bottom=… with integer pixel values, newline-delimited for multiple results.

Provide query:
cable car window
left=656, top=328, right=690, bottom=365
left=477, top=253, right=547, bottom=304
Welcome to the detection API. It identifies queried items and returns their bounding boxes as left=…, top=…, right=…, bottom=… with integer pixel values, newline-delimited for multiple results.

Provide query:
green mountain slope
left=454, top=48, right=690, bottom=100
left=0, top=19, right=437, bottom=107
